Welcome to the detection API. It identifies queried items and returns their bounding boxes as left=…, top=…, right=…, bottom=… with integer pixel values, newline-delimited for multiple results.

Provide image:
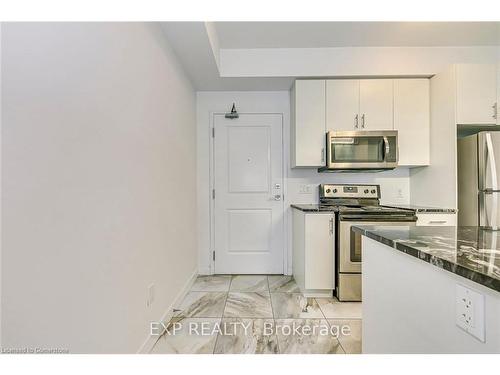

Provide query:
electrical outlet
left=299, top=184, right=313, bottom=194
left=455, top=284, right=485, bottom=342
left=397, top=188, right=404, bottom=198
left=147, top=283, right=155, bottom=308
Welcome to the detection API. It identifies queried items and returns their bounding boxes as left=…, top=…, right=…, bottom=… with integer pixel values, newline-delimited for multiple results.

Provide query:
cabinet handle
left=428, top=220, right=447, bottom=224
left=321, top=148, right=325, bottom=163
left=494, top=103, right=498, bottom=120
left=354, top=114, right=359, bottom=128
left=329, top=217, right=334, bottom=235
left=361, top=114, right=365, bottom=128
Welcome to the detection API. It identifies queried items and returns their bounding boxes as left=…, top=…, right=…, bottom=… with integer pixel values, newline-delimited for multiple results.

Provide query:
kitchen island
left=354, top=225, right=500, bottom=353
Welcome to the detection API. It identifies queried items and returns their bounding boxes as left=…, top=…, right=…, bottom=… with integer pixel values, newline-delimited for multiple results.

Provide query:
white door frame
left=208, top=112, right=286, bottom=275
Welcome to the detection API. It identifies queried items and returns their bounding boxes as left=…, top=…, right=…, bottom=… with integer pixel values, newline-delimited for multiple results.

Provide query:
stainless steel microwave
left=318, top=130, right=398, bottom=172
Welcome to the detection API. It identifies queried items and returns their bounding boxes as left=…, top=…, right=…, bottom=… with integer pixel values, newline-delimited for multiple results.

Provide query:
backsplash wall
left=287, top=167, right=410, bottom=205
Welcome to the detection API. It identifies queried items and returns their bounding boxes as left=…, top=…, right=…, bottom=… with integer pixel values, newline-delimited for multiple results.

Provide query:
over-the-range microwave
left=318, top=130, right=398, bottom=172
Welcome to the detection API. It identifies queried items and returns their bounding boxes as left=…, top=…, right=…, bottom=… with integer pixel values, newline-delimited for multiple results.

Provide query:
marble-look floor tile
left=150, top=317, right=221, bottom=354
left=328, top=319, right=362, bottom=354
left=268, top=276, right=300, bottom=293
left=271, top=293, right=324, bottom=319
left=230, top=275, right=269, bottom=292
left=175, top=291, right=227, bottom=318
left=316, top=298, right=362, bottom=319
left=275, top=319, right=345, bottom=354
left=214, top=318, right=278, bottom=354
left=224, top=292, right=273, bottom=318
left=191, top=275, right=231, bottom=292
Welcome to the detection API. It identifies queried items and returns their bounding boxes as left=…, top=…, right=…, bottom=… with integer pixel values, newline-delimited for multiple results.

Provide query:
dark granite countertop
left=353, top=225, right=500, bottom=293
left=291, top=204, right=339, bottom=212
left=383, top=204, right=457, bottom=213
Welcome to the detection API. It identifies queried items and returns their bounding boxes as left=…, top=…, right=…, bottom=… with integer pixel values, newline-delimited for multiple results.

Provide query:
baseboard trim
left=136, top=269, right=198, bottom=354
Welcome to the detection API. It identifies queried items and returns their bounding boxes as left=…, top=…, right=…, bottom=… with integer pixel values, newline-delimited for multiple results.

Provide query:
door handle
left=428, top=220, right=447, bottom=224
left=383, top=136, right=390, bottom=161
left=485, top=133, right=498, bottom=228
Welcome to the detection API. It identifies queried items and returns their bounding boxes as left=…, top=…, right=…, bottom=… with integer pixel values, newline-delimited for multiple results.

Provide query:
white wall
left=363, top=237, right=500, bottom=353
left=197, top=91, right=410, bottom=275
left=1, top=23, right=197, bottom=353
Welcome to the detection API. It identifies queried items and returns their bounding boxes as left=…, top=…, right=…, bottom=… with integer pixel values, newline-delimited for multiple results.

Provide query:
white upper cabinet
left=455, top=64, right=497, bottom=125
left=359, top=79, right=394, bottom=130
left=394, top=79, right=430, bottom=166
left=291, top=80, right=326, bottom=168
left=326, top=80, right=360, bottom=131
left=291, top=78, right=431, bottom=169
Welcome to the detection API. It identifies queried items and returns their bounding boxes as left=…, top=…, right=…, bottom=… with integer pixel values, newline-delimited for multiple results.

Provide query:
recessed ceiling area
left=215, top=22, right=500, bottom=48
left=161, top=22, right=500, bottom=91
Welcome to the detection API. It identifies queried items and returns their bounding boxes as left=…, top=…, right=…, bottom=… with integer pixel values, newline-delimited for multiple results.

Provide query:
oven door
left=338, top=220, right=415, bottom=273
left=327, top=131, right=398, bottom=170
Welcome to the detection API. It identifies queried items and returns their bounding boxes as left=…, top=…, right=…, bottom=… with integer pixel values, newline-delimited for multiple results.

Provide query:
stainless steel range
left=319, top=184, right=417, bottom=301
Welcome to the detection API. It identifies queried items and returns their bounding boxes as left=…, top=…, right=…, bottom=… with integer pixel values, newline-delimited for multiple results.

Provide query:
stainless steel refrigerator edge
left=458, top=131, right=500, bottom=229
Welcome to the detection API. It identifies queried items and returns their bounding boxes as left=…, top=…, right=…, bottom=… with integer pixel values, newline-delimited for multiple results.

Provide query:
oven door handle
left=340, top=215, right=417, bottom=221
left=383, top=136, right=390, bottom=161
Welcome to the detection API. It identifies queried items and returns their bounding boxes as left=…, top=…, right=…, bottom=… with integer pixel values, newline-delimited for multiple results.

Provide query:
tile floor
left=150, top=275, right=362, bottom=354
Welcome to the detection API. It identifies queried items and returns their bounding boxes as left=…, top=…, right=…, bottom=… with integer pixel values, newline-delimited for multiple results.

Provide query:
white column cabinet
left=326, top=80, right=360, bottom=131
left=292, top=210, right=334, bottom=295
left=359, top=79, right=394, bottom=130
left=394, top=79, right=430, bottom=166
left=455, top=64, right=497, bottom=125
left=290, top=80, right=326, bottom=168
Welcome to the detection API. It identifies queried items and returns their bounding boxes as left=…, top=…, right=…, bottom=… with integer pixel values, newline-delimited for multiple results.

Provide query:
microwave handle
left=383, top=136, right=390, bottom=161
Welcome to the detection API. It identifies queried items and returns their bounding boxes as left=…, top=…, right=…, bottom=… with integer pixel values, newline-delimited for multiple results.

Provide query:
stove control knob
left=325, top=189, right=331, bottom=193
left=364, top=189, right=369, bottom=194
left=371, top=189, right=376, bottom=194
left=332, top=189, right=337, bottom=193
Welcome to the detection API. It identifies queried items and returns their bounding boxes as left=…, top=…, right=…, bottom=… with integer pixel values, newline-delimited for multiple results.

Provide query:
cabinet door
left=304, top=214, right=334, bottom=289
left=291, top=80, right=326, bottom=167
left=326, top=80, right=360, bottom=131
left=416, top=213, right=457, bottom=226
left=359, top=79, right=394, bottom=130
left=456, top=64, right=497, bottom=125
left=394, top=79, right=430, bottom=166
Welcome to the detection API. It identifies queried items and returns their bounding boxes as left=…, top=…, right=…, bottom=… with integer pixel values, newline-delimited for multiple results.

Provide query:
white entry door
left=213, top=114, right=284, bottom=274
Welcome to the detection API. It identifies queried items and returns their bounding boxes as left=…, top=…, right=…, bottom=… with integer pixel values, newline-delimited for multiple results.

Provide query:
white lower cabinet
left=292, top=209, right=334, bottom=296
left=416, top=213, right=457, bottom=226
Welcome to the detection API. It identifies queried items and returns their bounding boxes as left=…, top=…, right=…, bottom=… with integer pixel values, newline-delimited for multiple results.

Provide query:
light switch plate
left=455, top=284, right=485, bottom=342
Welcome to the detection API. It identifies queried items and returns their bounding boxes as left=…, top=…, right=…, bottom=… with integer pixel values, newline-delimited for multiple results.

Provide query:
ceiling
left=161, top=22, right=294, bottom=90
left=215, top=22, right=500, bottom=48
left=161, top=22, right=500, bottom=91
